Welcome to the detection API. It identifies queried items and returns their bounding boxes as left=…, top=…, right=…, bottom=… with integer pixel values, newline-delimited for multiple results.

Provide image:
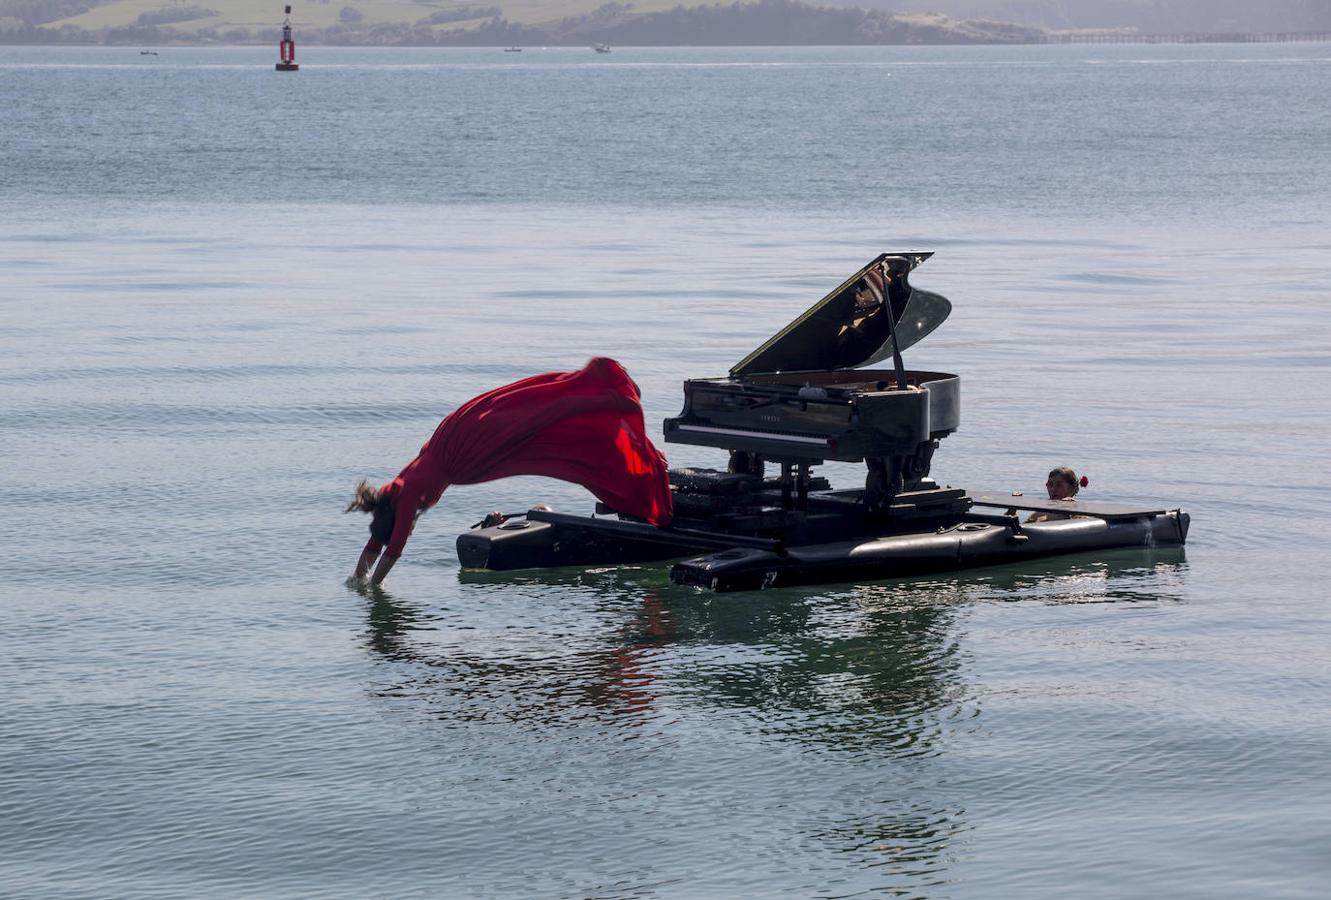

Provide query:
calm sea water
left=3, top=44, right=1331, bottom=898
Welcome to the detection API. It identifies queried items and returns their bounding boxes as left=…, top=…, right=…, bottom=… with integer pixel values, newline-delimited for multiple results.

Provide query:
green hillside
left=44, top=0, right=641, bottom=32
left=2, top=0, right=1048, bottom=44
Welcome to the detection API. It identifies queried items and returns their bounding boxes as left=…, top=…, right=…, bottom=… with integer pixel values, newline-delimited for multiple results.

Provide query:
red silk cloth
left=371, top=357, right=673, bottom=558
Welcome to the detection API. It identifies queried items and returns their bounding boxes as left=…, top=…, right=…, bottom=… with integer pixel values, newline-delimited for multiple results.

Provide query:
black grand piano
left=663, top=251, right=958, bottom=513
left=457, top=253, right=1188, bottom=591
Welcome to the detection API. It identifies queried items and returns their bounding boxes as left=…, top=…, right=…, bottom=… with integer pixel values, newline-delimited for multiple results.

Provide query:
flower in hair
left=1079, top=475, right=1090, bottom=488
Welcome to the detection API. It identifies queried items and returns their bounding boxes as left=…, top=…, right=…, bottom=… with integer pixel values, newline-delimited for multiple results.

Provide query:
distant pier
left=1043, top=31, right=1331, bottom=45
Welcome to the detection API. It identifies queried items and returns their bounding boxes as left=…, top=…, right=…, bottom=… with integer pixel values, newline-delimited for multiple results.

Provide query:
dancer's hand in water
left=369, top=553, right=396, bottom=586
left=353, top=543, right=380, bottom=582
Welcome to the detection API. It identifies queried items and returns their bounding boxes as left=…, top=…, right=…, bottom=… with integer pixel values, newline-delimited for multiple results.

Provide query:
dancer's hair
left=345, top=479, right=382, bottom=513
left=346, top=479, right=396, bottom=543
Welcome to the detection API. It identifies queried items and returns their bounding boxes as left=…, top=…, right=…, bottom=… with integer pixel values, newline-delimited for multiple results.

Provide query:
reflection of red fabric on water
left=609, top=595, right=669, bottom=716
left=366, top=357, right=673, bottom=560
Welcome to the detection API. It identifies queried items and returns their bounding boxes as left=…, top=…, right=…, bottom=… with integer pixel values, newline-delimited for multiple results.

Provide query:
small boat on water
left=504, top=46, right=522, bottom=52
left=458, top=252, right=1190, bottom=592
left=593, top=43, right=611, bottom=53
left=140, top=50, right=158, bottom=55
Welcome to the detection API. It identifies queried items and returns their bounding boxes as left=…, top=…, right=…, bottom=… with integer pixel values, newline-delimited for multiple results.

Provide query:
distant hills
left=840, top=1, right=1331, bottom=34
left=0, top=0, right=1041, bottom=45
left=3, top=0, right=1329, bottom=45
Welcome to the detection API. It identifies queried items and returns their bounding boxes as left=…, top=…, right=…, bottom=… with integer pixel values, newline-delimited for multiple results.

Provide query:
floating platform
left=671, top=509, right=1188, bottom=592
left=454, top=252, right=1190, bottom=593
left=456, top=477, right=1189, bottom=593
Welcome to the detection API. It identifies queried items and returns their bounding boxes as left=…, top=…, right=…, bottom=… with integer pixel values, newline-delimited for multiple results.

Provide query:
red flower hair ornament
left=1079, top=475, right=1090, bottom=488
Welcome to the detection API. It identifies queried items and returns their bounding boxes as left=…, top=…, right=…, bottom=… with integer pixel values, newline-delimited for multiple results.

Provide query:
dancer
left=347, top=358, right=673, bottom=585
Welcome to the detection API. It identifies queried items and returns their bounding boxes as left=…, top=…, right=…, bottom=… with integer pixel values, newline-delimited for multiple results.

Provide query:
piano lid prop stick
left=881, top=263, right=909, bottom=391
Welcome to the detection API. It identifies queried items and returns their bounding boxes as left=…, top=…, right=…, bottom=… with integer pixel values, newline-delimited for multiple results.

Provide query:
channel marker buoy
left=276, top=5, right=299, bottom=71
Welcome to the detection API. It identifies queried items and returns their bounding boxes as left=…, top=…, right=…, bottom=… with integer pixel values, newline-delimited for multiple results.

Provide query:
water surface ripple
left=3, top=42, right=1330, bottom=899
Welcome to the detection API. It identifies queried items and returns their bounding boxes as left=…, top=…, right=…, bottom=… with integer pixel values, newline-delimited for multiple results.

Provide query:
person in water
left=1026, top=466, right=1088, bottom=523
left=346, top=358, right=673, bottom=586
left=346, top=480, right=413, bottom=585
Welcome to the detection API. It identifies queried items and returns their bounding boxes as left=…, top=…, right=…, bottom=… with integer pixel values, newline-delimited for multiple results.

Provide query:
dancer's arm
left=354, top=541, right=381, bottom=581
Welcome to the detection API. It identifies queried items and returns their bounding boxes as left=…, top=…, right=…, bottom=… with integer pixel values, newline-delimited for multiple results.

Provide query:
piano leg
left=903, top=439, right=938, bottom=489
left=865, top=441, right=939, bottom=511
left=774, top=462, right=812, bottom=510
left=865, top=457, right=904, bottom=513
left=728, top=450, right=765, bottom=478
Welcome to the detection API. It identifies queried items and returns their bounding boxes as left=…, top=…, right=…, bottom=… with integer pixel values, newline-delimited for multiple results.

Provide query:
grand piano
left=663, top=251, right=959, bottom=512
left=456, top=252, right=1189, bottom=591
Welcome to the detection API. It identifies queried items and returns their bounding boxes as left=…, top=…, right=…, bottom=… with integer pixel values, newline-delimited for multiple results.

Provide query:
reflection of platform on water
left=358, top=580, right=971, bottom=879
left=935, top=544, right=1188, bottom=606
left=368, top=546, right=1188, bottom=726
left=358, top=545, right=1187, bottom=883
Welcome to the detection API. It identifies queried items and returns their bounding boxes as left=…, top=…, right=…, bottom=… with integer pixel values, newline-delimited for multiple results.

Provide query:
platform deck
left=966, top=491, right=1169, bottom=520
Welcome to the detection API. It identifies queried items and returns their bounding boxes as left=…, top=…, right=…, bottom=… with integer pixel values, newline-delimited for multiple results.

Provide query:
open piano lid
left=730, top=252, right=952, bottom=377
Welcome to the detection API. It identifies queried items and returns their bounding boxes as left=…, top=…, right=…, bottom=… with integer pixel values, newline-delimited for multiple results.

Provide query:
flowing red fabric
left=367, top=357, right=673, bottom=559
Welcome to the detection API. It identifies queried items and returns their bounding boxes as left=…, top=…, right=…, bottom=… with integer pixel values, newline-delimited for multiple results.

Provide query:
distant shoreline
left=5, top=32, right=1331, bottom=47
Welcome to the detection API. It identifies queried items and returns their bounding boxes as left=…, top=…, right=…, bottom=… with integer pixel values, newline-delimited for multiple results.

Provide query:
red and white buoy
left=276, top=5, right=299, bottom=71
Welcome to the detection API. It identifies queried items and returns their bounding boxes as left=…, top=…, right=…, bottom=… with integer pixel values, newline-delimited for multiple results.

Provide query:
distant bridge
left=1043, top=32, right=1331, bottom=44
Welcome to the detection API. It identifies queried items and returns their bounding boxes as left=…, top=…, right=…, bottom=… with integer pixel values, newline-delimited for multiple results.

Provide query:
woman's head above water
left=1046, top=466, right=1087, bottom=501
